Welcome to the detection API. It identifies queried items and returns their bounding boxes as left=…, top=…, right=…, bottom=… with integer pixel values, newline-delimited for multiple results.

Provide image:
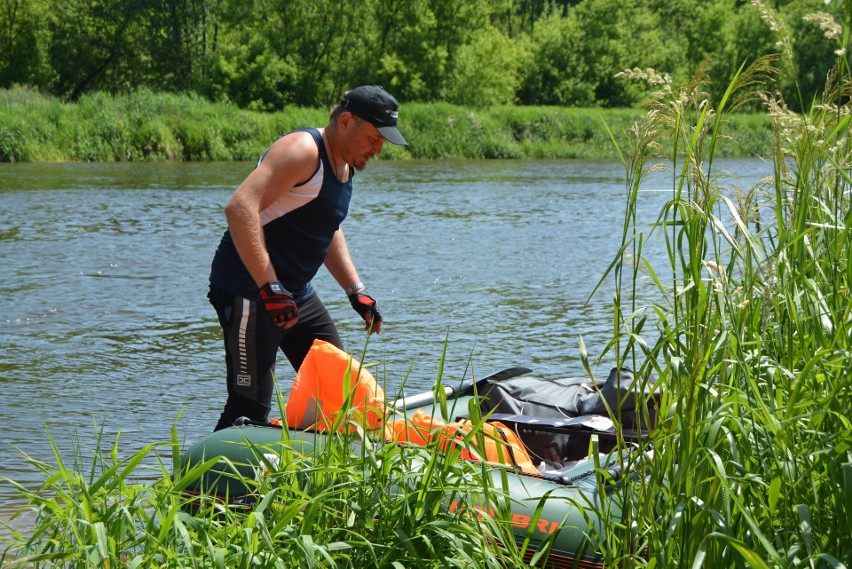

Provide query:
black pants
left=208, top=286, right=343, bottom=431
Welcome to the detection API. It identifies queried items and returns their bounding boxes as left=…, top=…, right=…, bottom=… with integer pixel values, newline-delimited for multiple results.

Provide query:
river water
left=0, top=158, right=771, bottom=524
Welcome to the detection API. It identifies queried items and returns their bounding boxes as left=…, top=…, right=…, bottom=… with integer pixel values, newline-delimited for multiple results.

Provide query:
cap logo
left=387, top=110, right=398, bottom=119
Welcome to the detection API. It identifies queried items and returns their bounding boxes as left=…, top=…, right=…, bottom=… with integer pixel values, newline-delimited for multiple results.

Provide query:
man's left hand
left=349, top=292, right=383, bottom=334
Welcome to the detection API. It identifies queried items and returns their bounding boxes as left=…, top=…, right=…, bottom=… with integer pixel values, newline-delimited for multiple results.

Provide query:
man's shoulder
left=262, top=129, right=321, bottom=167
left=271, top=128, right=321, bottom=153
left=255, top=129, right=323, bottom=189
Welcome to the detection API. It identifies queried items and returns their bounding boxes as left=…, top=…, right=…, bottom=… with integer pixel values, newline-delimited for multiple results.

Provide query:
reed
left=592, top=8, right=852, bottom=566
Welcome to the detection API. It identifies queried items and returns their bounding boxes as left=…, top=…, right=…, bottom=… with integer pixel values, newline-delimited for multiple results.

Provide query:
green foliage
left=517, top=10, right=595, bottom=106
left=46, top=0, right=148, bottom=99
left=1, top=395, right=535, bottom=567
left=0, top=0, right=54, bottom=87
left=591, top=8, right=852, bottom=565
left=783, top=0, right=848, bottom=108
left=202, top=38, right=301, bottom=111
left=642, top=0, right=743, bottom=102
left=400, top=103, right=516, bottom=159
left=0, top=0, right=846, bottom=112
left=0, top=89, right=335, bottom=162
left=442, top=26, right=528, bottom=107
left=0, top=89, right=776, bottom=162
left=487, top=105, right=643, bottom=158
left=0, top=86, right=64, bottom=161
left=567, top=0, right=645, bottom=107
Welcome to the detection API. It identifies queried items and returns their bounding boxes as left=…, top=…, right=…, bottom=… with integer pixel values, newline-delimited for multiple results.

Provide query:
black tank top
left=209, top=128, right=353, bottom=301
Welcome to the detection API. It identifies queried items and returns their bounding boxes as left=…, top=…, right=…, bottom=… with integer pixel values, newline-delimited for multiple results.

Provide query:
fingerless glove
left=349, top=292, right=382, bottom=329
left=259, top=281, right=298, bottom=328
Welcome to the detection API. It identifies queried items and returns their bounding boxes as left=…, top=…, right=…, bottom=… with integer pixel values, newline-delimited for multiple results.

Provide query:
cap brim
left=376, top=125, right=408, bottom=146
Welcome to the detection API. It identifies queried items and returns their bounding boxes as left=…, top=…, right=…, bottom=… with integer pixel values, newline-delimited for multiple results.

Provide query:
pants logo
left=237, top=374, right=252, bottom=387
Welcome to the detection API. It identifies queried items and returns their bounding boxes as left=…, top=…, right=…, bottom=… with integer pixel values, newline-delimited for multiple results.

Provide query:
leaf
left=768, top=476, right=781, bottom=514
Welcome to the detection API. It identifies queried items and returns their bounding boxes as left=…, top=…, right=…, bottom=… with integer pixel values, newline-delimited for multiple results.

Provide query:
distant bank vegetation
left=2, top=0, right=839, bottom=163
left=0, top=87, right=773, bottom=163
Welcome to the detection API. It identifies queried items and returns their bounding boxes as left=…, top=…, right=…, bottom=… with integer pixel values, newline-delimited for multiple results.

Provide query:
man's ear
left=338, top=111, right=356, bottom=131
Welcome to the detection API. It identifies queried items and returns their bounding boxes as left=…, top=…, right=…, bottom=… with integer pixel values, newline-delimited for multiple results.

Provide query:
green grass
left=0, top=416, right=539, bottom=567
left=0, top=359, right=553, bottom=569
left=0, top=86, right=773, bottom=163
left=590, top=37, right=852, bottom=568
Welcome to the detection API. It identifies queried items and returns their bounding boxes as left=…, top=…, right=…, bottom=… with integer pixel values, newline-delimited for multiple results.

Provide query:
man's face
left=345, top=115, right=385, bottom=171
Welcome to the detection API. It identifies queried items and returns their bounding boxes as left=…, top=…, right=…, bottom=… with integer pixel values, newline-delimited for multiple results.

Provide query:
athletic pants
left=208, top=286, right=343, bottom=431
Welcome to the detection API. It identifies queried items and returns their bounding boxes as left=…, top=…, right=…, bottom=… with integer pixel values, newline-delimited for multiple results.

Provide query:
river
left=0, top=158, right=771, bottom=526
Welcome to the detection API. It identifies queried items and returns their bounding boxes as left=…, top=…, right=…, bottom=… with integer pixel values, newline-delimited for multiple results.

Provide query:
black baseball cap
left=341, top=85, right=408, bottom=146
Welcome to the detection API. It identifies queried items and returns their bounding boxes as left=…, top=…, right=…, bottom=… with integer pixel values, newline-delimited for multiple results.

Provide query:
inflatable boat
left=180, top=341, right=656, bottom=568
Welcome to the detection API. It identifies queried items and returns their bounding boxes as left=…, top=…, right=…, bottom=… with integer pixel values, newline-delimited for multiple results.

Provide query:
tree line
left=2, top=0, right=848, bottom=112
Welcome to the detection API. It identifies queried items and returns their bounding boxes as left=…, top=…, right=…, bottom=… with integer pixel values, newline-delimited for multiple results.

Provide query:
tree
left=569, top=0, right=680, bottom=107
left=1, top=0, right=846, bottom=113
left=47, top=0, right=147, bottom=98
left=782, top=0, right=848, bottom=110
left=0, top=0, right=54, bottom=87
left=645, top=0, right=743, bottom=105
left=367, top=0, right=492, bottom=103
left=517, top=9, right=595, bottom=106
left=518, top=0, right=677, bottom=107
left=145, top=0, right=222, bottom=92
left=443, top=25, right=528, bottom=106
left=201, top=0, right=366, bottom=107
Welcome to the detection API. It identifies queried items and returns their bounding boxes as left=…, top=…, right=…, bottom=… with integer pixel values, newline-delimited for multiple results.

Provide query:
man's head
left=339, top=85, right=407, bottom=146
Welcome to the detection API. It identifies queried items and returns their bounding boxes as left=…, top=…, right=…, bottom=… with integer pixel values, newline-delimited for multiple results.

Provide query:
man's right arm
left=224, top=132, right=319, bottom=289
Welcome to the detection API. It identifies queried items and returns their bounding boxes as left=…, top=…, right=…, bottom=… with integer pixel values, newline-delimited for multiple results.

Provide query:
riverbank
left=0, top=87, right=773, bottom=163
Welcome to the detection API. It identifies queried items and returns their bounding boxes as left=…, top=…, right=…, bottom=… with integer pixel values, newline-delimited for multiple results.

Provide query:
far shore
left=1, top=88, right=773, bottom=163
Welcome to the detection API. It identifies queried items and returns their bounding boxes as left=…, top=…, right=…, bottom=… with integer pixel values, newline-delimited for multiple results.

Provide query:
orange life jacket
left=386, top=409, right=539, bottom=474
left=285, top=339, right=385, bottom=431
left=287, top=339, right=537, bottom=474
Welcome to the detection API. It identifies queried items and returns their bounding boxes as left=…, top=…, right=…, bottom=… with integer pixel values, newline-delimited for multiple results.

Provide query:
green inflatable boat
left=180, top=365, right=655, bottom=568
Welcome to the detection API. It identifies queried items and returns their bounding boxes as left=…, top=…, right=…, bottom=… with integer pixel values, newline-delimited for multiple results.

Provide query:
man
left=208, top=85, right=407, bottom=431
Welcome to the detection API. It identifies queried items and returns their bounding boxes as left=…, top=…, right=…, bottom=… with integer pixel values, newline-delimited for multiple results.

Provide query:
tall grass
left=0, top=377, right=538, bottom=568
left=0, top=85, right=772, bottom=163
left=594, top=5, right=852, bottom=567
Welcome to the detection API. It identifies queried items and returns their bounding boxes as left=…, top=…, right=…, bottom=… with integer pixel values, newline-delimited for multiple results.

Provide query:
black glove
left=259, top=281, right=298, bottom=328
left=349, top=292, right=382, bottom=332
